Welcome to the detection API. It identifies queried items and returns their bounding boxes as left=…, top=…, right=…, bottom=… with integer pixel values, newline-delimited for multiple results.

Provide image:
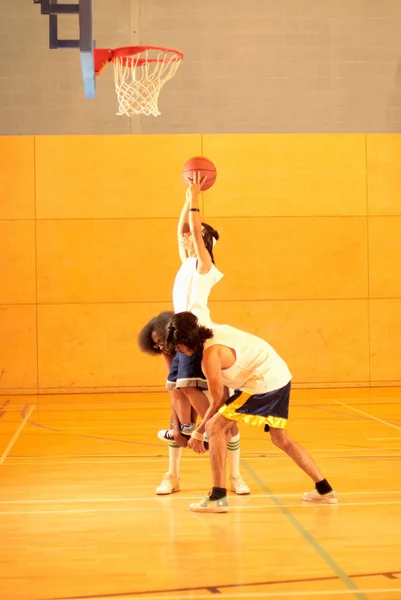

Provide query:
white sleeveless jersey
left=172, top=257, right=223, bottom=326
left=204, top=324, right=292, bottom=394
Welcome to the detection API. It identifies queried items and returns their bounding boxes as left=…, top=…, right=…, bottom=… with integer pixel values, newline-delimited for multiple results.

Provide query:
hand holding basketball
left=186, top=171, right=207, bottom=197
left=182, top=156, right=217, bottom=191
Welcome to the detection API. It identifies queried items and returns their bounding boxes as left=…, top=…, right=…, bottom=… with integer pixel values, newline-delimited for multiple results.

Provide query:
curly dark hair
left=201, top=222, right=219, bottom=264
left=165, top=311, right=213, bottom=354
left=138, top=311, right=175, bottom=355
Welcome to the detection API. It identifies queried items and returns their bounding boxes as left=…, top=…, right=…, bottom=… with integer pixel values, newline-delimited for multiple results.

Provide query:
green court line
left=242, top=460, right=369, bottom=600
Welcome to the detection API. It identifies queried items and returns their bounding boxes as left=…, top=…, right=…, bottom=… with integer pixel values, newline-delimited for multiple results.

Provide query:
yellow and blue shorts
left=218, top=381, right=291, bottom=431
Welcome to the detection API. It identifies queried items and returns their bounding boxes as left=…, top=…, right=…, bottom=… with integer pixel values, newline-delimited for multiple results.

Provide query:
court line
left=1, top=489, right=401, bottom=505
left=24, top=414, right=167, bottom=449
left=9, top=449, right=397, bottom=458
left=334, top=400, right=401, bottom=432
left=2, top=499, right=400, bottom=515
left=8, top=448, right=401, bottom=458
left=3, top=452, right=401, bottom=467
left=242, top=461, right=368, bottom=600
left=45, top=588, right=401, bottom=600
left=0, top=404, right=35, bottom=466
left=42, top=568, right=401, bottom=600
left=16, top=402, right=401, bottom=454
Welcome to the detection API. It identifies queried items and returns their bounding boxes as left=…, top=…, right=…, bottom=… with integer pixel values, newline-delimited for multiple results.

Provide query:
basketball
left=182, top=156, right=217, bottom=191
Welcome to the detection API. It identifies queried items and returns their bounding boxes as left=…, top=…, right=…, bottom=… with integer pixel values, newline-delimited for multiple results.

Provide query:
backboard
left=34, top=0, right=95, bottom=99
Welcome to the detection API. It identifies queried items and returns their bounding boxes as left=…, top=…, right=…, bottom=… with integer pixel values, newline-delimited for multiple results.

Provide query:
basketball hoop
left=94, top=46, right=184, bottom=117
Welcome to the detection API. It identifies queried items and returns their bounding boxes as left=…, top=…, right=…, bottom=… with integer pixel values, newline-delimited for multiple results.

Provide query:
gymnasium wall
left=1, top=0, right=401, bottom=134
left=1, top=133, right=400, bottom=394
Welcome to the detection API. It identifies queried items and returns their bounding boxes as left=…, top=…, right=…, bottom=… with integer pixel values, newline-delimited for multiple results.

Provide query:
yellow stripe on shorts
left=218, top=391, right=287, bottom=430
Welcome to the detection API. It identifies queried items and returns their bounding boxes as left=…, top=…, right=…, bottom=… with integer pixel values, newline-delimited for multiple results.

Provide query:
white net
left=112, top=48, right=183, bottom=117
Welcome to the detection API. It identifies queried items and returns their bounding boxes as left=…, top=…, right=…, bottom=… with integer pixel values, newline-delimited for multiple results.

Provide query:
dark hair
left=201, top=222, right=219, bottom=264
left=138, top=311, right=175, bottom=355
left=165, top=311, right=213, bottom=354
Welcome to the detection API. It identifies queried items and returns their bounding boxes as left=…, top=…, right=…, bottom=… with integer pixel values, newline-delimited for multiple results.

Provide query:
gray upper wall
left=1, top=0, right=401, bottom=134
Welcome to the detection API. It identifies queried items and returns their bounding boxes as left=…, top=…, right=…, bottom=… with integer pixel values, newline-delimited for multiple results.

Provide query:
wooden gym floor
left=1, top=388, right=401, bottom=600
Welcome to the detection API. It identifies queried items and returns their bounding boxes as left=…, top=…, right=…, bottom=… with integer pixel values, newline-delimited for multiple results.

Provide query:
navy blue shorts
left=166, top=352, right=208, bottom=390
left=218, top=381, right=291, bottom=431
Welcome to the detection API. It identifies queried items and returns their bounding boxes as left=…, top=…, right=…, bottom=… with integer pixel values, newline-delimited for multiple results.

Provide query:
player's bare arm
left=187, top=172, right=211, bottom=275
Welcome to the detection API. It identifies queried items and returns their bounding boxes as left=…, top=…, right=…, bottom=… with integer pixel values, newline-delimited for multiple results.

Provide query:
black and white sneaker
left=157, top=424, right=195, bottom=444
left=157, top=429, right=176, bottom=443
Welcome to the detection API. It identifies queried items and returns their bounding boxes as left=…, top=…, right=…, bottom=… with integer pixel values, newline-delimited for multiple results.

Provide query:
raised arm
left=188, top=172, right=212, bottom=274
left=176, top=188, right=190, bottom=263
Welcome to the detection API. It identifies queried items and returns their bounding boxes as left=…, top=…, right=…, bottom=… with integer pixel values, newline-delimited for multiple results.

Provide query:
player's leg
left=226, top=422, right=250, bottom=494
left=189, top=412, right=233, bottom=513
left=156, top=354, right=185, bottom=495
left=259, top=381, right=337, bottom=503
left=179, top=356, right=250, bottom=495
left=190, top=385, right=292, bottom=512
left=206, top=413, right=233, bottom=487
left=180, top=386, right=209, bottom=421
left=158, top=352, right=198, bottom=444
left=269, top=428, right=337, bottom=503
left=174, top=352, right=209, bottom=443
left=157, top=389, right=195, bottom=444
left=156, top=405, right=182, bottom=495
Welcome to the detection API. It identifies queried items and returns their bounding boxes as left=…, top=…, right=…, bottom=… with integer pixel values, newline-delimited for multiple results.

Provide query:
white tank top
left=204, top=324, right=292, bottom=393
left=172, top=257, right=223, bottom=326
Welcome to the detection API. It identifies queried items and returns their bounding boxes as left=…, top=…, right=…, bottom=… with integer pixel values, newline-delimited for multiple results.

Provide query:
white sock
left=168, top=444, right=182, bottom=479
left=227, top=432, right=241, bottom=478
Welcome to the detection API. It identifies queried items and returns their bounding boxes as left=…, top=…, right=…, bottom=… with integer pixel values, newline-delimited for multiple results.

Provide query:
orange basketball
left=182, top=156, right=217, bottom=191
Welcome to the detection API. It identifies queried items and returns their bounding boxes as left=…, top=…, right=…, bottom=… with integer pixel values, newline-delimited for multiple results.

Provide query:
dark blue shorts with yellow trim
left=166, top=351, right=207, bottom=390
left=218, top=381, right=291, bottom=431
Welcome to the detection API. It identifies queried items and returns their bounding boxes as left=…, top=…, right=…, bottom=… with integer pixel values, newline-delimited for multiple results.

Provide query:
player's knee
left=270, top=429, right=289, bottom=450
left=181, top=387, right=202, bottom=400
left=205, top=417, right=222, bottom=438
left=205, top=420, right=214, bottom=437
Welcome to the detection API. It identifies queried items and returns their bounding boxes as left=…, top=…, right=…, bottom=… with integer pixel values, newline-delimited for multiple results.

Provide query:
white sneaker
left=302, top=489, right=338, bottom=504
left=156, top=473, right=180, bottom=495
left=189, top=495, right=229, bottom=513
left=230, top=475, right=251, bottom=495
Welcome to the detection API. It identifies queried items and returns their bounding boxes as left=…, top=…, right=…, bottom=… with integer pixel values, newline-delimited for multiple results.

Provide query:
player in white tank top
left=203, top=324, right=292, bottom=394
left=172, top=173, right=223, bottom=327
left=165, top=312, right=338, bottom=512
left=172, top=256, right=222, bottom=327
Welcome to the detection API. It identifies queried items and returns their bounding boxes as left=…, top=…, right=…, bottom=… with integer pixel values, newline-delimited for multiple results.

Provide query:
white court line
left=0, top=404, right=35, bottom=466
left=1, top=489, right=401, bottom=505
left=3, top=455, right=400, bottom=467
left=3, top=450, right=345, bottom=458
left=1, top=499, right=401, bottom=515
left=6, top=447, right=398, bottom=458
left=30, top=589, right=401, bottom=599
left=334, top=400, right=401, bottom=432
left=8, top=455, right=401, bottom=466
left=4, top=448, right=400, bottom=467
